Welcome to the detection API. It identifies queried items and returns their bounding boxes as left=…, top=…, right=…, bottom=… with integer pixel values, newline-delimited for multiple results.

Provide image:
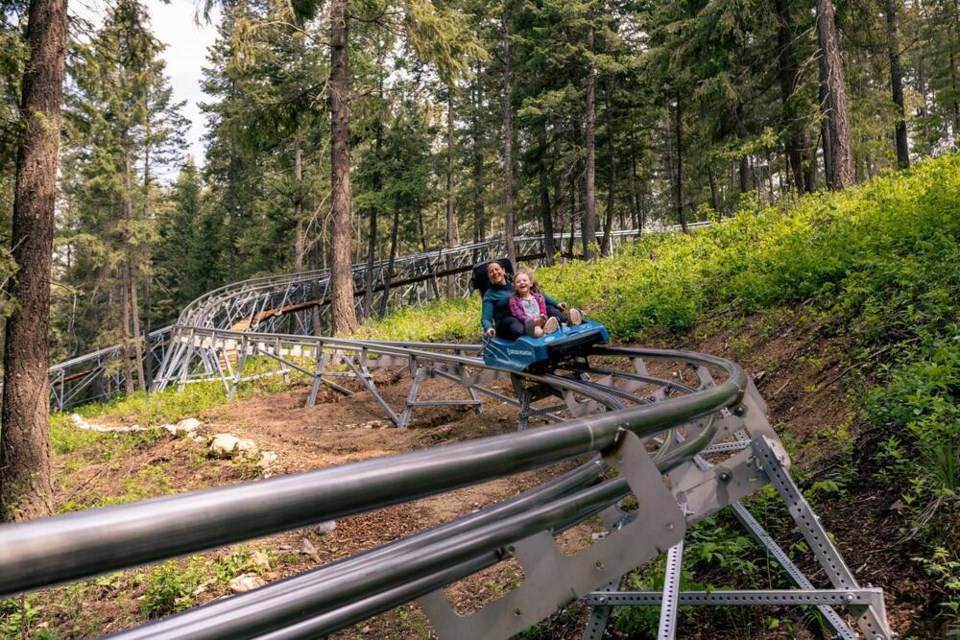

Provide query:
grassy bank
left=363, top=154, right=960, bottom=632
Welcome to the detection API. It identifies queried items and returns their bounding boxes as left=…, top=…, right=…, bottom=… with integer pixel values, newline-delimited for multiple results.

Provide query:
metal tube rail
left=107, top=480, right=627, bottom=640
left=0, top=357, right=743, bottom=598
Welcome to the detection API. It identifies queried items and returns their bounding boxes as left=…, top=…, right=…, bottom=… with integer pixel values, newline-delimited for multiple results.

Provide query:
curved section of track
left=9, top=225, right=890, bottom=639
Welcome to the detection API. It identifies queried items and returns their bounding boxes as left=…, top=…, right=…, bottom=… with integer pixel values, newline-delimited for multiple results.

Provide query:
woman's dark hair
left=470, top=258, right=514, bottom=294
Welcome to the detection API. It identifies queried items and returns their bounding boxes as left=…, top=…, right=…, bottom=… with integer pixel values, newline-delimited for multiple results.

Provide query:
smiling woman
left=478, top=260, right=523, bottom=340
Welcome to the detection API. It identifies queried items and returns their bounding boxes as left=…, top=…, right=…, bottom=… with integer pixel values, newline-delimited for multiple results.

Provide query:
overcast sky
left=148, top=0, right=219, bottom=165
left=73, top=0, right=220, bottom=166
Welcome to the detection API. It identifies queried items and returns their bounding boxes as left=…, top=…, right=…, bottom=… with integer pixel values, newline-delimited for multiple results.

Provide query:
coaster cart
left=472, top=259, right=610, bottom=373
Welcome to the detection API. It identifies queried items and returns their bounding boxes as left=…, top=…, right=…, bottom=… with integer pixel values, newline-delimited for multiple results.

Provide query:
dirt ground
left=17, top=307, right=949, bottom=639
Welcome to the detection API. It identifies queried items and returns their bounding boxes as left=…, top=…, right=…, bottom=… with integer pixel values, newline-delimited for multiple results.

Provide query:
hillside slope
left=5, top=156, right=960, bottom=638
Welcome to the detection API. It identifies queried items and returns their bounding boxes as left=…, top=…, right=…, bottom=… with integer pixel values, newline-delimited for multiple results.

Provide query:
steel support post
left=582, top=581, right=618, bottom=640
left=342, top=355, right=401, bottom=426
left=228, top=336, right=249, bottom=401
left=752, top=436, right=892, bottom=640
left=399, top=362, right=426, bottom=428
left=657, top=541, right=684, bottom=640
left=730, top=501, right=856, bottom=639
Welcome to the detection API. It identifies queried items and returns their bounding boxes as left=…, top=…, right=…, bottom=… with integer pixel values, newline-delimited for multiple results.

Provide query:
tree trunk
left=818, top=53, right=834, bottom=184
left=445, top=88, right=457, bottom=296
left=708, top=165, right=720, bottom=211
left=363, top=119, right=381, bottom=317
left=471, top=63, right=486, bottom=258
left=817, top=0, right=854, bottom=189
left=378, top=205, right=401, bottom=318
left=537, top=125, right=555, bottom=264
left=128, top=261, right=145, bottom=391
left=884, top=0, right=909, bottom=168
left=1, top=0, right=67, bottom=522
left=329, top=0, right=357, bottom=334
left=123, top=153, right=145, bottom=392
left=601, top=84, right=616, bottom=257
left=951, top=51, right=960, bottom=144
left=628, top=132, right=643, bottom=230
left=674, top=100, right=687, bottom=232
left=582, top=9, right=598, bottom=258
left=568, top=171, right=577, bottom=258
left=774, top=0, right=807, bottom=193
left=917, top=56, right=931, bottom=155
left=802, top=129, right=818, bottom=192
left=142, top=131, right=153, bottom=390
left=737, top=102, right=752, bottom=194
left=501, top=4, right=516, bottom=266
left=143, top=274, right=153, bottom=390
left=121, top=273, right=134, bottom=395
left=294, top=132, right=305, bottom=272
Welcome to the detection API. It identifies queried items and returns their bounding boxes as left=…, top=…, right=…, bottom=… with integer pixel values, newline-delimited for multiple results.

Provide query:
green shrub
left=140, top=560, right=205, bottom=618
left=865, top=339, right=960, bottom=500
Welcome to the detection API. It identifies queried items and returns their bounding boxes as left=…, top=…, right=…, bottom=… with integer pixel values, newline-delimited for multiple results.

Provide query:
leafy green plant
left=140, top=560, right=206, bottom=618
left=915, top=547, right=960, bottom=632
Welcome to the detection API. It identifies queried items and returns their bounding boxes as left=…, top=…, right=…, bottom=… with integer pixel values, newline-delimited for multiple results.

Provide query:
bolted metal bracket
left=419, top=429, right=685, bottom=640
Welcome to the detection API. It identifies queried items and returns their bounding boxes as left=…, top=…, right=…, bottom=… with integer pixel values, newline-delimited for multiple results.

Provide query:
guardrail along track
left=4, top=224, right=891, bottom=639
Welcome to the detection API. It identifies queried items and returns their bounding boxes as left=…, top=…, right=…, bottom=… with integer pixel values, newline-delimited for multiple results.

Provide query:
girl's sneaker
left=569, top=308, right=583, bottom=326
left=543, top=316, right=560, bottom=334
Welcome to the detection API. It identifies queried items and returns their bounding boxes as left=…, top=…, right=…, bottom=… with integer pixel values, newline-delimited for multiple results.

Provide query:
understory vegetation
left=364, top=153, right=960, bottom=636
left=4, top=156, right=960, bottom=638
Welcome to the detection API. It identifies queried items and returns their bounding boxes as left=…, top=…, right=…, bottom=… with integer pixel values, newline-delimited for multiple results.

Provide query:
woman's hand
left=485, top=327, right=496, bottom=338
left=558, top=302, right=568, bottom=311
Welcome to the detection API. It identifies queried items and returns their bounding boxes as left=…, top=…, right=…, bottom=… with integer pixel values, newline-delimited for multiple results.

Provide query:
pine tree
left=0, top=0, right=67, bottom=522
left=59, top=0, right=187, bottom=385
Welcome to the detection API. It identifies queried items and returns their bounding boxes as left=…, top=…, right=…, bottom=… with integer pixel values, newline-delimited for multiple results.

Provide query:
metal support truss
left=580, top=434, right=891, bottom=640
left=419, top=430, right=686, bottom=640
left=510, top=375, right=567, bottom=430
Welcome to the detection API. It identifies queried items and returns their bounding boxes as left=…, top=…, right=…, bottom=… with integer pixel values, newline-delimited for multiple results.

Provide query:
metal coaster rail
left=2, top=222, right=891, bottom=639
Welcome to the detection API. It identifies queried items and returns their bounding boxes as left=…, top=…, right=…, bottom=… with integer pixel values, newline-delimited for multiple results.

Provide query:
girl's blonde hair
left=515, top=267, right=541, bottom=293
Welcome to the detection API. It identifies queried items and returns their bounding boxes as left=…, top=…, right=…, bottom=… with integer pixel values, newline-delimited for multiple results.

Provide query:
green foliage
left=915, top=547, right=960, bottom=631
left=0, top=595, right=43, bottom=638
left=357, top=297, right=479, bottom=342
left=518, top=156, right=960, bottom=347
left=56, top=381, right=226, bottom=435
left=140, top=560, right=204, bottom=618
left=864, top=338, right=960, bottom=501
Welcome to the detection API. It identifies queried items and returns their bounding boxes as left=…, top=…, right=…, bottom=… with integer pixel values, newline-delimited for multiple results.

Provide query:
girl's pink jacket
left=510, top=292, right=547, bottom=322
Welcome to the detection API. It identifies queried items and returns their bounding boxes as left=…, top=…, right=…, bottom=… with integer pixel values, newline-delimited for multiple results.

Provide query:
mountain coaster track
left=2, top=229, right=891, bottom=639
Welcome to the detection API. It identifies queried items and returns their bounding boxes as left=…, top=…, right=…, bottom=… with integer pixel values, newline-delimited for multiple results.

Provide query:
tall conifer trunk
left=445, top=89, right=457, bottom=296
left=674, top=100, right=687, bottom=232
left=537, top=125, right=555, bottom=264
left=774, top=0, right=807, bottom=193
left=471, top=69, right=486, bottom=261
left=1, top=0, right=68, bottom=521
left=501, top=4, right=516, bottom=265
left=601, top=84, right=616, bottom=257
left=363, top=121, right=381, bottom=317
left=884, top=0, right=909, bottom=168
left=294, top=133, right=305, bottom=272
left=123, top=152, right=145, bottom=391
left=379, top=205, right=401, bottom=318
left=329, top=0, right=358, bottom=334
left=583, top=8, right=598, bottom=258
left=817, top=0, right=854, bottom=189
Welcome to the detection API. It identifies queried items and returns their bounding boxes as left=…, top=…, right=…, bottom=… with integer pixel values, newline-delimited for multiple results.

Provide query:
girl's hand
left=559, top=302, right=568, bottom=311
left=485, top=327, right=496, bottom=338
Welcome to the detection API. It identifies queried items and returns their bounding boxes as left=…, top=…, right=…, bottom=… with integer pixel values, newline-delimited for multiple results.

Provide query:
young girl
left=509, top=268, right=582, bottom=337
